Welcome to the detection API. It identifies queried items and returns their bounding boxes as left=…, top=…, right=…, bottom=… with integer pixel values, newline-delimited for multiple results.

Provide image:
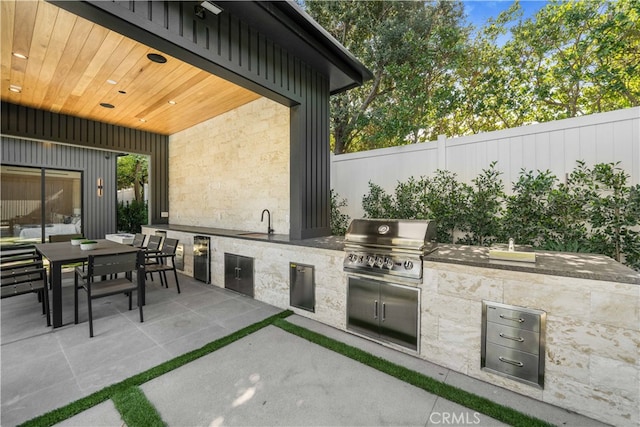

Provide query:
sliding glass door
left=1, top=166, right=82, bottom=247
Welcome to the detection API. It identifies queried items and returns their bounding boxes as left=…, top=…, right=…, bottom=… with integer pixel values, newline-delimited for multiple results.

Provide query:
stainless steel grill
left=343, top=219, right=437, bottom=283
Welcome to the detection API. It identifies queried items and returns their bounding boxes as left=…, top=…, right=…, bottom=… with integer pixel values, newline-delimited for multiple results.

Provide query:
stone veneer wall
left=168, top=97, right=290, bottom=233
left=422, top=261, right=639, bottom=427
left=141, top=226, right=639, bottom=426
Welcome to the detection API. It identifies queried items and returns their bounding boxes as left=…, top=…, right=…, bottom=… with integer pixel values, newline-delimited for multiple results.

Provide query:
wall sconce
left=195, top=1, right=223, bottom=19
left=97, top=178, right=104, bottom=197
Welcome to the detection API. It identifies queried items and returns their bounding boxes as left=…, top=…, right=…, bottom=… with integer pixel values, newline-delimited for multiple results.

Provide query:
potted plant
left=80, top=240, right=98, bottom=250
left=71, top=236, right=85, bottom=246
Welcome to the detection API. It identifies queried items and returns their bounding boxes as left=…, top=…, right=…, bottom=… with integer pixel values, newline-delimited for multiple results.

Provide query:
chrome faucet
left=261, top=209, right=274, bottom=234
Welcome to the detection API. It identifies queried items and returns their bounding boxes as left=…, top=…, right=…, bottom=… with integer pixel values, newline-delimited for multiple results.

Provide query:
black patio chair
left=143, top=235, right=164, bottom=280
left=74, top=251, right=143, bottom=337
left=1, top=252, right=51, bottom=327
left=144, top=238, right=181, bottom=293
left=131, top=233, right=147, bottom=248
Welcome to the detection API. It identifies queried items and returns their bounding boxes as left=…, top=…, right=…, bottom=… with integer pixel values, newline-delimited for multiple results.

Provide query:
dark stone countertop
left=427, top=244, right=640, bottom=285
left=148, top=224, right=639, bottom=285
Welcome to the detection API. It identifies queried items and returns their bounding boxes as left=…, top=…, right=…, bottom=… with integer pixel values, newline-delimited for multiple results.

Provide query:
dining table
left=35, top=239, right=144, bottom=328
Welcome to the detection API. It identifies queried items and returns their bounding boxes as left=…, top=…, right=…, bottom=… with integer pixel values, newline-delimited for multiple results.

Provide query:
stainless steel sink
left=488, top=249, right=536, bottom=263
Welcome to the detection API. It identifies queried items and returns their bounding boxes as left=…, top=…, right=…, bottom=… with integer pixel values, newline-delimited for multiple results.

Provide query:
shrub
left=362, top=182, right=395, bottom=218
left=330, top=190, right=351, bottom=236
left=117, top=200, right=148, bottom=233
left=360, top=161, right=639, bottom=270
left=457, top=162, right=504, bottom=246
left=502, top=169, right=557, bottom=246
left=421, top=170, right=468, bottom=243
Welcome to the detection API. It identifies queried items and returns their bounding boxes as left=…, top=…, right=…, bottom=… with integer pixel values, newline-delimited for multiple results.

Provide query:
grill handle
left=373, top=300, right=378, bottom=319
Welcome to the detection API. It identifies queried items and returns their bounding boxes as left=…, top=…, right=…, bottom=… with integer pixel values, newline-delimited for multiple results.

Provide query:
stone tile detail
left=503, top=279, right=591, bottom=321
left=168, top=97, right=290, bottom=233
left=545, top=342, right=590, bottom=383
left=546, top=315, right=639, bottom=364
left=435, top=267, right=503, bottom=302
left=544, top=375, right=638, bottom=427
left=590, top=355, right=639, bottom=397
left=590, top=289, right=640, bottom=330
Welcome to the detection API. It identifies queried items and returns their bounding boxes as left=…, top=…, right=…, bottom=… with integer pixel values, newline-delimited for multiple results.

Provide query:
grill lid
left=344, top=219, right=437, bottom=254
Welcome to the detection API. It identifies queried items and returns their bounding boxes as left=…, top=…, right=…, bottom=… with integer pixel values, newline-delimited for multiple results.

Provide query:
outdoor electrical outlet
left=161, top=211, right=169, bottom=218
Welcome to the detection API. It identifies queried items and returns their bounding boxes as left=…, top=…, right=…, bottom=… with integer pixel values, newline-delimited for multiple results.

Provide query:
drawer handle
left=499, top=314, right=524, bottom=323
left=499, top=356, right=524, bottom=367
left=499, top=332, right=524, bottom=342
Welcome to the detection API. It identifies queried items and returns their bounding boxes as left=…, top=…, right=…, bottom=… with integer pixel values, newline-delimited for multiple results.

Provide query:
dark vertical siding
left=1, top=102, right=169, bottom=225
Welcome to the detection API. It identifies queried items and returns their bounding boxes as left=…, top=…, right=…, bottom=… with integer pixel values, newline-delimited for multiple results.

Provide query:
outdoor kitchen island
left=143, top=224, right=639, bottom=427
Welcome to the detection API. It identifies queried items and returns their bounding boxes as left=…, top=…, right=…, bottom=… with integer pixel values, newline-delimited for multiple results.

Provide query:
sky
left=463, top=0, right=548, bottom=28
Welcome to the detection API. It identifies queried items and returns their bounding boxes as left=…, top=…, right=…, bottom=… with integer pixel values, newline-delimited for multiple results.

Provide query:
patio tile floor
left=1, top=271, right=606, bottom=426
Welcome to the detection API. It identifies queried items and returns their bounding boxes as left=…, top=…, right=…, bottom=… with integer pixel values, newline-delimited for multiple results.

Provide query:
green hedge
left=117, top=200, right=148, bottom=234
left=356, top=161, right=640, bottom=271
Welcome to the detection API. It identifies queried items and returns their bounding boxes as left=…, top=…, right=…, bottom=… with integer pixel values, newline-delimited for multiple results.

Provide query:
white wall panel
left=332, top=107, right=640, bottom=220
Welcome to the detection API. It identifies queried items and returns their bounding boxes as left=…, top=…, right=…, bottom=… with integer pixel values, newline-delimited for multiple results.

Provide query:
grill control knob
left=375, top=257, right=384, bottom=268
left=348, top=253, right=358, bottom=263
left=367, top=256, right=376, bottom=267
left=384, top=258, right=394, bottom=269
left=403, top=260, right=414, bottom=270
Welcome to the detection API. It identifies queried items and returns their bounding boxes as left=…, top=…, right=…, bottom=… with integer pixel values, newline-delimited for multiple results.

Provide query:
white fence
left=331, top=107, right=640, bottom=220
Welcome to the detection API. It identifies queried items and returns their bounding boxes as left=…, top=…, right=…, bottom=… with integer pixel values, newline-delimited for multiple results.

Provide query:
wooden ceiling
left=0, top=0, right=261, bottom=135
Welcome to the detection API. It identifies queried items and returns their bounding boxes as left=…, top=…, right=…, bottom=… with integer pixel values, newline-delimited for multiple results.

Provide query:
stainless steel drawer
left=486, top=304, right=540, bottom=332
left=484, top=342, right=541, bottom=385
left=486, top=323, right=540, bottom=355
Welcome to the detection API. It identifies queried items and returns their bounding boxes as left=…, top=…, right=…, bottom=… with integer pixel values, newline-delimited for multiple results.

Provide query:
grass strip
left=112, top=386, right=165, bottom=427
left=273, top=318, right=553, bottom=427
left=19, top=309, right=293, bottom=427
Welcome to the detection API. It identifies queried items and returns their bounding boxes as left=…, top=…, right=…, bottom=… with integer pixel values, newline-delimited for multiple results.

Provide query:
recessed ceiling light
left=107, top=79, right=118, bottom=85
left=139, top=118, right=147, bottom=123
left=9, top=85, right=22, bottom=93
left=168, top=100, right=177, bottom=105
left=147, top=53, right=167, bottom=64
left=12, top=52, right=28, bottom=59
left=100, top=102, right=115, bottom=109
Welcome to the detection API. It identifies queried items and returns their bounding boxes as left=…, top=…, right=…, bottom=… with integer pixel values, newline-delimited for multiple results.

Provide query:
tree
left=303, top=0, right=468, bottom=153
left=490, top=0, right=640, bottom=122
left=117, top=154, right=148, bottom=202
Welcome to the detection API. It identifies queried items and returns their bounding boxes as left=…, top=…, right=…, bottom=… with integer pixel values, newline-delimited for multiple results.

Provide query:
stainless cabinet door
left=379, top=283, right=419, bottom=350
left=237, top=255, right=254, bottom=297
left=290, top=264, right=314, bottom=312
left=224, top=253, right=240, bottom=293
left=347, top=277, right=381, bottom=339
left=224, top=254, right=254, bottom=297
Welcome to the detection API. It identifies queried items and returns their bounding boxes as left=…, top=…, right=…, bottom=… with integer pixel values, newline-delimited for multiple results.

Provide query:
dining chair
left=144, top=238, right=181, bottom=293
left=143, top=235, right=163, bottom=280
left=1, top=252, right=51, bottom=326
left=74, top=251, right=143, bottom=337
left=131, top=233, right=147, bottom=248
